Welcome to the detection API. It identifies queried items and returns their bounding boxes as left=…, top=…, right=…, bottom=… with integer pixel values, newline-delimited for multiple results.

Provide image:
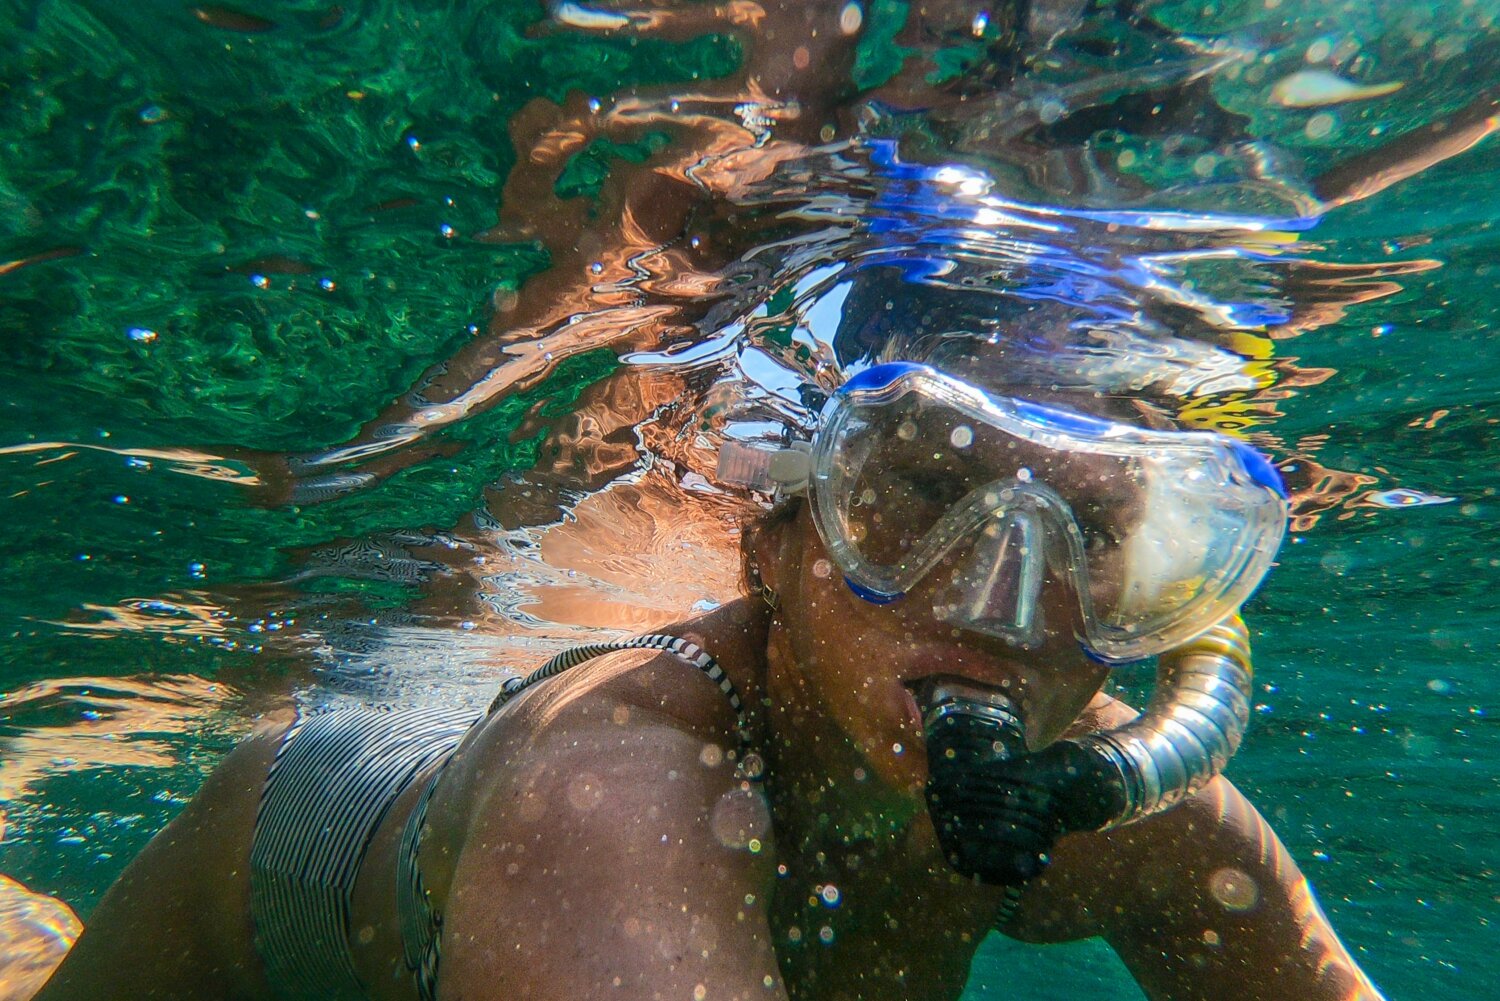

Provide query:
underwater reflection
left=0, top=871, right=78, bottom=1001
left=3, top=1, right=1497, bottom=997
left=17, top=0, right=1492, bottom=793
left=0, top=675, right=241, bottom=801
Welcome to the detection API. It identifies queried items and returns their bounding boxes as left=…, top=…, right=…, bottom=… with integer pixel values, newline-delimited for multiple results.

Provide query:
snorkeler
left=25, top=4, right=1498, bottom=999
left=33, top=359, right=1385, bottom=1001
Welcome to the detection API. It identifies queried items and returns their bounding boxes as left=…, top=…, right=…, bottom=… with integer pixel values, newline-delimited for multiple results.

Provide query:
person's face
left=830, top=392, right=1148, bottom=616
left=758, top=501, right=1113, bottom=801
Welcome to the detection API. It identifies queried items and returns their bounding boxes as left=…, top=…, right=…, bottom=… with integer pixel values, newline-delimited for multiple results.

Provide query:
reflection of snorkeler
left=36, top=362, right=1385, bottom=1001
left=260, top=0, right=1496, bottom=508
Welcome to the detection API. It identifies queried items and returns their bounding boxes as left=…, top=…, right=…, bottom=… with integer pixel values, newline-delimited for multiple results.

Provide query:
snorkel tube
left=922, top=616, right=1254, bottom=888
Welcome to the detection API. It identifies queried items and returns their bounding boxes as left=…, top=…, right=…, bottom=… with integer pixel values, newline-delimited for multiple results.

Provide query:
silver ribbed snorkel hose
left=1074, top=615, right=1254, bottom=828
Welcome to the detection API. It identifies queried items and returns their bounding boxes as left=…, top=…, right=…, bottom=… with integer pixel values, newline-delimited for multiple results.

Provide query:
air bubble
left=839, top=2, right=863, bottom=35
left=711, top=787, right=770, bottom=848
left=1305, top=112, right=1337, bottom=140
left=1208, top=867, right=1259, bottom=912
left=566, top=773, right=604, bottom=811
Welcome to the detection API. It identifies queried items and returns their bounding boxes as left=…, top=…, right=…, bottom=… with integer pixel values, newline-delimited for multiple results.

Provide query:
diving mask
left=719, top=363, right=1287, bottom=661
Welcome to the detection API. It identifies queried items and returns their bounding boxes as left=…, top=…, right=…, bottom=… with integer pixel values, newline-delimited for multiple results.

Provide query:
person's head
left=729, top=362, right=1284, bottom=808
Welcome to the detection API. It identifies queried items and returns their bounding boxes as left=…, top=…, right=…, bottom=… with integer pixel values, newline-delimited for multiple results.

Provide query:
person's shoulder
left=452, top=646, right=747, bottom=801
left=438, top=651, right=778, bottom=997
left=509, top=645, right=746, bottom=746
left=457, top=646, right=764, bottom=845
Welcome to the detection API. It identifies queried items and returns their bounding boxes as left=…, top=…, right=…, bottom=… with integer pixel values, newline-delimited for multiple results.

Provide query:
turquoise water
left=1, top=1, right=1497, bottom=997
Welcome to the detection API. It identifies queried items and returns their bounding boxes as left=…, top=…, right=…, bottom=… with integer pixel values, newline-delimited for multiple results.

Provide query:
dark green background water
left=1, top=1, right=1496, bottom=997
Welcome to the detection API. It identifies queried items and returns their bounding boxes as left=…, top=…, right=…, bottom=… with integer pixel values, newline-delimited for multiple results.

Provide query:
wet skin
left=34, top=502, right=1383, bottom=1001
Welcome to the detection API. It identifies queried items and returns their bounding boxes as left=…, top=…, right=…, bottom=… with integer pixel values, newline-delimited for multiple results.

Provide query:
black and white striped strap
left=487, top=634, right=757, bottom=771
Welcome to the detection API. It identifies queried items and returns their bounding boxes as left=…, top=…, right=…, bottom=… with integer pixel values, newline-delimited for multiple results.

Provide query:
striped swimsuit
left=248, top=635, right=751, bottom=1001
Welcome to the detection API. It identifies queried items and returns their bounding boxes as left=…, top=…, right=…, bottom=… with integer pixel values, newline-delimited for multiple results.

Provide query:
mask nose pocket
left=935, top=511, right=1046, bottom=647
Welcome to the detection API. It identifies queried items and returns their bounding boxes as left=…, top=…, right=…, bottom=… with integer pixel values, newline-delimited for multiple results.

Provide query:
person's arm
left=1090, top=778, right=1383, bottom=1001
left=1005, top=696, right=1386, bottom=1001
left=437, top=669, right=786, bottom=1000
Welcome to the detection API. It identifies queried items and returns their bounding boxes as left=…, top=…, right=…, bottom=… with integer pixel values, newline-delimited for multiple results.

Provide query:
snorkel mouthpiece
left=922, top=680, right=1124, bottom=887
left=921, top=681, right=1045, bottom=885
left=920, top=617, right=1254, bottom=889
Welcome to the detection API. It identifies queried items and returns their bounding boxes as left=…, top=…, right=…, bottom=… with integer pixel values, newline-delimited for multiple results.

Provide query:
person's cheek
left=1018, top=658, right=1109, bottom=748
left=821, top=589, right=927, bottom=788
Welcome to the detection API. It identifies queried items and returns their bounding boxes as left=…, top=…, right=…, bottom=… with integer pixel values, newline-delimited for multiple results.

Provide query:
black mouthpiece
left=920, top=682, right=1126, bottom=888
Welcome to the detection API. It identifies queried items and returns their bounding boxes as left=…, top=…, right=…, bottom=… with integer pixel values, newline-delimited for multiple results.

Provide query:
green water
left=2, top=1, right=1497, bottom=998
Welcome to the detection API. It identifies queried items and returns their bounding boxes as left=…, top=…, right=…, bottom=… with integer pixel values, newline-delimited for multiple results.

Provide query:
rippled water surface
left=1, top=1, right=1497, bottom=997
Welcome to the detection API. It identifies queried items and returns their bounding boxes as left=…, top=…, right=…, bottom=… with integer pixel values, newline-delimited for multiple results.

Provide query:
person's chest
left=767, top=837, right=998, bottom=1001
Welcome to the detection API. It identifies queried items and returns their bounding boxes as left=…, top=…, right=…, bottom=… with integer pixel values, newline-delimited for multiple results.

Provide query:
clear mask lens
left=933, top=511, right=1047, bottom=648
left=810, top=365, right=1287, bottom=661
